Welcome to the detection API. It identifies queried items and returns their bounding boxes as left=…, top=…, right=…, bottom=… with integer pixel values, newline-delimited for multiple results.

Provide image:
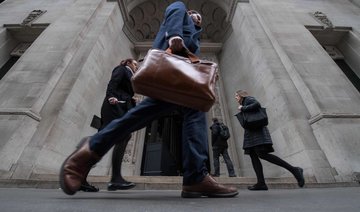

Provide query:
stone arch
left=117, top=0, right=240, bottom=42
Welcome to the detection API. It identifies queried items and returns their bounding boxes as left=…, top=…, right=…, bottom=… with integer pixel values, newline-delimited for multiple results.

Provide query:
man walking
left=59, top=1, right=238, bottom=198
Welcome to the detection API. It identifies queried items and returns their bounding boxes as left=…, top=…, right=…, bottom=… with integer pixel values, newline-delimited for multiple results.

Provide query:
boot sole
left=181, top=191, right=239, bottom=198
left=59, top=137, right=89, bottom=195
left=107, top=183, right=136, bottom=191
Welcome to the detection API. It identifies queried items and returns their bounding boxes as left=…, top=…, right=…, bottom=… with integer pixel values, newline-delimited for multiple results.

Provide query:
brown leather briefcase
left=132, top=49, right=218, bottom=112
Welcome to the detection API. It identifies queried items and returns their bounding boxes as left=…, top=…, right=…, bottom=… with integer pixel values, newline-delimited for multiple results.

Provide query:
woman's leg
left=257, top=152, right=294, bottom=171
left=110, top=140, right=128, bottom=183
left=257, top=152, right=304, bottom=187
left=249, top=151, right=265, bottom=185
left=110, top=135, right=131, bottom=182
left=107, top=135, right=136, bottom=190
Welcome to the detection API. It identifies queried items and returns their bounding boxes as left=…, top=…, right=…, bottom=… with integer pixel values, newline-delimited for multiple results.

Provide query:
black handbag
left=235, top=107, right=268, bottom=129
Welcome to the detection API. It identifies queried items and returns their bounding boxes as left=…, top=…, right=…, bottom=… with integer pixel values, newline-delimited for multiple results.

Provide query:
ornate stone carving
left=21, top=10, right=47, bottom=26
left=10, top=43, right=32, bottom=57
left=311, top=11, right=333, bottom=28
left=323, top=46, right=344, bottom=60
left=118, top=0, right=235, bottom=42
left=122, top=144, right=133, bottom=163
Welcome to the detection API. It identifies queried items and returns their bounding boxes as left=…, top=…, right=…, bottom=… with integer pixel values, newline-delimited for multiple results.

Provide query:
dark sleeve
left=163, top=1, right=187, bottom=40
left=241, top=97, right=261, bottom=112
left=106, top=66, right=125, bottom=98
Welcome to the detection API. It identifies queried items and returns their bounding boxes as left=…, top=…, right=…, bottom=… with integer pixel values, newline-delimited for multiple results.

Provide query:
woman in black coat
left=100, top=58, right=138, bottom=191
left=235, top=90, right=305, bottom=190
left=80, top=58, right=138, bottom=192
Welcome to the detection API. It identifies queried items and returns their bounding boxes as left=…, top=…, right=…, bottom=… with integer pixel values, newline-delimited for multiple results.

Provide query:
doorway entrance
left=141, top=111, right=183, bottom=176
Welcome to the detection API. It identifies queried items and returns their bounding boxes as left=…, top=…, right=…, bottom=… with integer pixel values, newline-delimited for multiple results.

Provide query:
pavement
left=0, top=187, right=359, bottom=212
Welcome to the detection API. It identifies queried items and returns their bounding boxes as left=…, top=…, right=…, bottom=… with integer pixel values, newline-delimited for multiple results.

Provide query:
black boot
left=107, top=181, right=136, bottom=191
left=79, top=181, right=99, bottom=192
left=293, top=167, right=305, bottom=187
left=248, top=183, right=268, bottom=191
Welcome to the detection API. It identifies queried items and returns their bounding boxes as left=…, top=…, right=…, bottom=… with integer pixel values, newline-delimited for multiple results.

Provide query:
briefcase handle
left=165, top=48, right=200, bottom=64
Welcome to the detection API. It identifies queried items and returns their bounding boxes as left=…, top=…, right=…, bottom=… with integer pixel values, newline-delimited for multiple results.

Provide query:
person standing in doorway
left=210, top=118, right=236, bottom=177
left=59, top=1, right=238, bottom=198
left=235, top=89, right=305, bottom=190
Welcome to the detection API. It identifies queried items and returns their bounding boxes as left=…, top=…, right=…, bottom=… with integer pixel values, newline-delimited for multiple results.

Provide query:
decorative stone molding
left=311, top=11, right=333, bottom=29
left=0, top=108, right=41, bottom=122
left=115, top=0, right=238, bottom=43
left=21, top=10, right=47, bottom=26
left=309, top=112, right=360, bottom=125
left=123, top=143, right=133, bottom=163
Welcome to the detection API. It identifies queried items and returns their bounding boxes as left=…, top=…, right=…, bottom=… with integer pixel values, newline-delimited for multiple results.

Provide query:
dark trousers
left=90, top=97, right=209, bottom=185
left=100, top=100, right=131, bottom=183
left=110, top=135, right=131, bottom=182
left=212, top=147, right=236, bottom=176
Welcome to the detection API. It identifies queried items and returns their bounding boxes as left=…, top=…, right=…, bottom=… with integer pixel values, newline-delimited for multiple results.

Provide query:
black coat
left=100, top=65, right=135, bottom=130
left=210, top=122, right=228, bottom=148
left=239, top=96, right=273, bottom=151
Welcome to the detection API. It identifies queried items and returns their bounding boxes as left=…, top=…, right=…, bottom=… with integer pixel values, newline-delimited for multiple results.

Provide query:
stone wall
left=219, top=0, right=360, bottom=182
left=0, top=0, right=135, bottom=179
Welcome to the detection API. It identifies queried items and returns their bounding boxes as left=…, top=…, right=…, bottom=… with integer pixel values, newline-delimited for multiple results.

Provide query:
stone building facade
left=0, top=0, right=359, bottom=183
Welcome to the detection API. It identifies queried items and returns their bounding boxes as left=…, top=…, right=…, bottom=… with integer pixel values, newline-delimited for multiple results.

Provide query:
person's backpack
left=219, top=123, right=230, bottom=140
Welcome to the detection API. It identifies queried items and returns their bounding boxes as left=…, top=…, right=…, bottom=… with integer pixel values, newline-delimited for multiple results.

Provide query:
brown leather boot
left=181, top=175, right=238, bottom=198
left=59, top=137, right=101, bottom=195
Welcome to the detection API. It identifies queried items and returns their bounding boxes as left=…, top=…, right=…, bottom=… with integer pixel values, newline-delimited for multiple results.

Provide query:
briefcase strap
left=165, top=48, right=200, bottom=64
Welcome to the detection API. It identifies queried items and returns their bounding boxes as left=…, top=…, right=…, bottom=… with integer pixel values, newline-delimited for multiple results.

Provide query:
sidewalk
left=0, top=187, right=359, bottom=212
left=1, top=175, right=359, bottom=190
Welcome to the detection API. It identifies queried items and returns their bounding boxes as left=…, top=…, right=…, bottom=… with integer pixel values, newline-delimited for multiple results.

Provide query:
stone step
left=0, top=175, right=359, bottom=190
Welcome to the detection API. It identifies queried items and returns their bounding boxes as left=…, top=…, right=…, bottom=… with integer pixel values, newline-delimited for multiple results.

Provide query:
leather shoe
left=79, top=181, right=99, bottom=192
left=169, top=37, right=185, bottom=53
left=107, top=181, right=136, bottom=191
left=293, top=167, right=305, bottom=187
left=248, top=183, right=268, bottom=191
left=59, top=137, right=101, bottom=195
left=181, top=175, right=238, bottom=198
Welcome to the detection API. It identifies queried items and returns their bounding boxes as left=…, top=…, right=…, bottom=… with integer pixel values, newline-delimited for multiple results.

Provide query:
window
left=307, top=26, right=360, bottom=93
left=0, top=24, right=48, bottom=81
left=0, top=57, right=19, bottom=80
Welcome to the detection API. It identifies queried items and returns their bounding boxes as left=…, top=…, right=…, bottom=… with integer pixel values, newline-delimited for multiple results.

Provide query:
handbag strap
left=165, top=48, right=200, bottom=64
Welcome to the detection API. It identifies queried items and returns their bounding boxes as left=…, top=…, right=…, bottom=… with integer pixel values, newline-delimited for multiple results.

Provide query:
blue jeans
left=89, top=97, right=209, bottom=185
left=212, top=147, right=236, bottom=176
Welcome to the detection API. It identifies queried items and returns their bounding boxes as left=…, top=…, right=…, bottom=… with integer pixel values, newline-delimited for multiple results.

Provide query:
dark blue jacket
left=152, top=1, right=202, bottom=55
